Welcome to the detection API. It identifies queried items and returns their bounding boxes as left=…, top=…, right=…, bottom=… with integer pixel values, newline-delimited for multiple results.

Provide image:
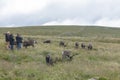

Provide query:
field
left=0, top=26, right=120, bottom=80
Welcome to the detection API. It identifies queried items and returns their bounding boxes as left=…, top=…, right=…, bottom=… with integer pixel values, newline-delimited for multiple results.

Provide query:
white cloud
left=43, top=18, right=90, bottom=25
left=44, top=18, right=120, bottom=27
left=0, top=0, right=120, bottom=27
left=95, top=18, right=120, bottom=27
left=0, top=0, right=49, bottom=20
left=4, top=24, right=16, bottom=27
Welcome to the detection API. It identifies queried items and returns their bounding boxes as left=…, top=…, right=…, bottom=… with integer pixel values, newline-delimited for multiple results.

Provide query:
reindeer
left=62, top=50, right=74, bottom=61
left=75, top=42, right=79, bottom=49
left=62, top=50, right=79, bottom=61
left=88, top=43, right=93, bottom=50
left=59, top=41, right=67, bottom=47
left=43, top=40, right=51, bottom=43
left=81, top=43, right=85, bottom=49
left=23, top=39, right=37, bottom=48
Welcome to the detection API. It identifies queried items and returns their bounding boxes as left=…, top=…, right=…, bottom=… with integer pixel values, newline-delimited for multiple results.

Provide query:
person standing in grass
left=9, top=33, right=15, bottom=50
left=4, top=31, right=10, bottom=49
left=15, top=33, right=23, bottom=49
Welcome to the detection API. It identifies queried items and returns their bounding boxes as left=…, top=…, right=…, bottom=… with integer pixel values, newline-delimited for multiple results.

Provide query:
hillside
left=0, top=26, right=120, bottom=80
left=0, top=25, right=120, bottom=37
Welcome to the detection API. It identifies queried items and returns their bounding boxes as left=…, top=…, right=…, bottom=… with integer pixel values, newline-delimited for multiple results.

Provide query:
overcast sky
left=0, top=0, right=120, bottom=27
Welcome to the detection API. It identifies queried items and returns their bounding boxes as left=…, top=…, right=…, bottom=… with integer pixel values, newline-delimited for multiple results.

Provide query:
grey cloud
left=0, top=0, right=120, bottom=27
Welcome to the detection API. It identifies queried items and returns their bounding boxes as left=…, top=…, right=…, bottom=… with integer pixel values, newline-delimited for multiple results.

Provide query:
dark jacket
left=9, top=34, right=14, bottom=45
left=16, top=36, right=23, bottom=43
left=5, top=33, right=10, bottom=42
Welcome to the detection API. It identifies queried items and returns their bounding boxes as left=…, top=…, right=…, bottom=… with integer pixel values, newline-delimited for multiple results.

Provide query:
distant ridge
left=1, top=25, right=120, bottom=28
left=0, top=25, right=120, bottom=38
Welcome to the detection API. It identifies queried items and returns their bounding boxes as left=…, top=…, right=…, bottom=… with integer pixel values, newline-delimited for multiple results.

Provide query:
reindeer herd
left=42, top=39, right=93, bottom=65
left=23, top=38, right=93, bottom=50
left=20, top=38, right=93, bottom=66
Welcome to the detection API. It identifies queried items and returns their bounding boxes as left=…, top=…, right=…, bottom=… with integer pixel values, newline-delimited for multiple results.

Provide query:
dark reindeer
left=88, top=43, right=93, bottom=50
left=59, top=41, right=67, bottom=47
left=45, top=54, right=53, bottom=65
left=23, top=39, right=37, bottom=48
left=43, top=40, right=51, bottom=43
left=75, top=42, right=79, bottom=49
left=81, top=43, right=85, bottom=49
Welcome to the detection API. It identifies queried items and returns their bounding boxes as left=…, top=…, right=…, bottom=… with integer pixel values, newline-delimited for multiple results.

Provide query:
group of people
left=5, top=31, right=23, bottom=50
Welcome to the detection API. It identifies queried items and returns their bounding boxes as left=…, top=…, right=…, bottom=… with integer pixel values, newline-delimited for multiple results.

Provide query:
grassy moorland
left=0, top=25, right=120, bottom=80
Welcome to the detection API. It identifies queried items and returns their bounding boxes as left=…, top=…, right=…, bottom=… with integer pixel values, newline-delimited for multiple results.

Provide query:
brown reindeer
left=23, top=39, right=37, bottom=48
left=81, top=43, right=85, bottom=49
left=59, top=41, right=67, bottom=47
left=88, top=43, right=93, bottom=50
left=75, top=42, right=79, bottom=49
left=43, top=40, right=51, bottom=43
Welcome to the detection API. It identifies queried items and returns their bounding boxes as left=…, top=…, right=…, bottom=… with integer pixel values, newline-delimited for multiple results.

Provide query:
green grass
left=0, top=25, right=120, bottom=80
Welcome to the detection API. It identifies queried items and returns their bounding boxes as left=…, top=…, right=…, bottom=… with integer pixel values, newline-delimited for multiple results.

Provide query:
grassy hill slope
left=0, top=26, right=120, bottom=80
